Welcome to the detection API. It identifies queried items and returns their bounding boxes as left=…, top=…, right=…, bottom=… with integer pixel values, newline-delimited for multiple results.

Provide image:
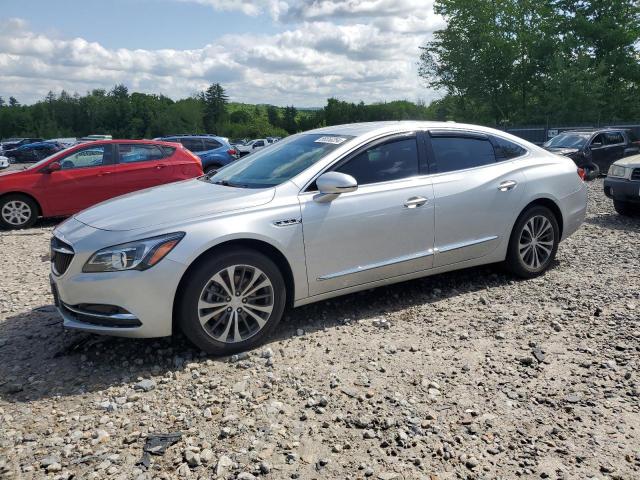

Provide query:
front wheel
left=204, top=164, right=220, bottom=175
left=0, top=194, right=38, bottom=229
left=178, top=248, right=286, bottom=355
left=613, top=200, right=638, bottom=217
left=505, top=206, right=559, bottom=278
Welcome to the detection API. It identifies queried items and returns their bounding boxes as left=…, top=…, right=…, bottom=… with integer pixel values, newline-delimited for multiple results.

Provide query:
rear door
left=427, top=131, right=527, bottom=267
left=37, top=144, right=117, bottom=215
left=111, top=143, right=176, bottom=195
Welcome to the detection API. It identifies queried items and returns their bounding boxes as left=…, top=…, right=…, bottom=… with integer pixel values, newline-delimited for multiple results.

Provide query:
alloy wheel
left=518, top=215, right=554, bottom=269
left=197, top=264, right=274, bottom=343
left=1, top=200, right=32, bottom=226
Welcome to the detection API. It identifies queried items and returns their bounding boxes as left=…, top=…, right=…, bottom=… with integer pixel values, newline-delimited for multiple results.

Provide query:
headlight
left=608, top=165, right=628, bottom=178
left=83, top=232, right=184, bottom=273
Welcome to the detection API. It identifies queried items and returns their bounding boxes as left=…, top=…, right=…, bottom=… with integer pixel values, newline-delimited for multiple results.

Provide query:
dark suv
left=154, top=135, right=238, bottom=174
left=543, top=129, right=640, bottom=179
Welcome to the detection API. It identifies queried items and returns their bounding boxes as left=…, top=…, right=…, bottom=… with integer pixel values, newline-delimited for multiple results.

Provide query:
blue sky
left=0, top=0, right=443, bottom=106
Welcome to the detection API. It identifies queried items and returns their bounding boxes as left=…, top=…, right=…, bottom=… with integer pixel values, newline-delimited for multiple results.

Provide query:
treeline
left=420, top=0, right=640, bottom=125
left=0, top=84, right=438, bottom=140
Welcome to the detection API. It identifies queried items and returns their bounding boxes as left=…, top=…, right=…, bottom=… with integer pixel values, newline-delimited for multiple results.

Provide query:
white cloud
left=0, top=2, right=444, bottom=106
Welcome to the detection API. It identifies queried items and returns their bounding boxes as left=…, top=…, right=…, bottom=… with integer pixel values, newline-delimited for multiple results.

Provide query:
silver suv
left=50, top=122, right=587, bottom=354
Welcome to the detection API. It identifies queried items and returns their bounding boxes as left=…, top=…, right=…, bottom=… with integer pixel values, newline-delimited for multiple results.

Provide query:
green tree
left=203, top=83, right=228, bottom=133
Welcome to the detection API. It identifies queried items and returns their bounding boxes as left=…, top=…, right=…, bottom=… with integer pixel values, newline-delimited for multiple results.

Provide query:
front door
left=427, top=131, right=526, bottom=267
left=37, top=144, right=116, bottom=215
left=300, top=133, right=435, bottom=297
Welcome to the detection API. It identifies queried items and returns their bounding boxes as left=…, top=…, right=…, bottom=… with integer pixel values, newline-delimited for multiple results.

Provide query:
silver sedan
left=50, top=122, right=588, bottom=354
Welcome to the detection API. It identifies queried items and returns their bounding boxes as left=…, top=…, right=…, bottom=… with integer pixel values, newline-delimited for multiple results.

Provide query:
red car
left=0, top=140, right=203, bottom=229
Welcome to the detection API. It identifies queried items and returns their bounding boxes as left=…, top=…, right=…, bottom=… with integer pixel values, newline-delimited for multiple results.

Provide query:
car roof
left=303, top=120, right=520, bottom=139
left=561, top=128, right=626, bottom=134
left=71, top=139, right=182, bottom=147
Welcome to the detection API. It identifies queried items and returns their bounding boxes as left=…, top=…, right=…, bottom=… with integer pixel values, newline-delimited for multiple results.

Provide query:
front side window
left=605, top=132, right=624, bottom=145
left=208, top=133, right=354, bottom=188
left=492, top=136, right=527, bottom=160
left=334, top=136, right=419, bottom=185
left=118, top=144, right=165, bottom=163
left=59, top=145, right=111, bottom=170
left=591, top=134, right=605, bottom=147
left=431, top=136, right=496, bottom=173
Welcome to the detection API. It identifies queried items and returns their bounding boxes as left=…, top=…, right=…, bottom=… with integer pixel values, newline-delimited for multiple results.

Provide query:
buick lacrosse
left=50, top=122, right=587, bottom=354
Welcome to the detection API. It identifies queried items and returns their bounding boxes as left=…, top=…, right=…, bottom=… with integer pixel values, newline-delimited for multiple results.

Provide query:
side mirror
left=314, top=172, right=358, bottom=203
left=45, top=161, right=61, bottom=173
left=591, top=142, right=602, bottom=148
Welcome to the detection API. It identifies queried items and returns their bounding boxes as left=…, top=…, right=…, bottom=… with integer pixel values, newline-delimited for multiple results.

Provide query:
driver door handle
left=98, top=171, right=112, bottom=177
left=156, top=163, right=168, bottom=169
left=498, top=180, right=517, bottom=192
left=404, top=196, right=428, bottom=208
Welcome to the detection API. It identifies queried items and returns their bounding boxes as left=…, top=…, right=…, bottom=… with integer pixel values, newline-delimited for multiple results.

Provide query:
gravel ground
left=0, top=179, right=638, bottom=480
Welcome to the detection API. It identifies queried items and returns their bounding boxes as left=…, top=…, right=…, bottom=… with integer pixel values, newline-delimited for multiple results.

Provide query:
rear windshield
left=206, top=133, right=354, bottom=188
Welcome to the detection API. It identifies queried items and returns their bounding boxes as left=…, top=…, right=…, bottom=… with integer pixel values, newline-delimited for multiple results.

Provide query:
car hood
left=74, top=178, right=276, bottom=232
left=544, top=147, right=581, bottom=157
left=612, top=154, right=640, bottom=168
left=0, top=169, right=24, bottom=178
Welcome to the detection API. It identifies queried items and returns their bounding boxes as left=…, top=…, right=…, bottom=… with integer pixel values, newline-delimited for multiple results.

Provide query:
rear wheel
left=505, top=206, right=559, bottom=278
left=613, top=200, right=638, bottom=216
left=178, top=248, right=286, bottom=355
left=0, top=194, right=38, bottom=229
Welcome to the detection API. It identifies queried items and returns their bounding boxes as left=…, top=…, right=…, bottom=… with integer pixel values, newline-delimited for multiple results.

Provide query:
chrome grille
left=51, top=236, right=74, bottom=276
left=631, top=168, right=640, bottom=181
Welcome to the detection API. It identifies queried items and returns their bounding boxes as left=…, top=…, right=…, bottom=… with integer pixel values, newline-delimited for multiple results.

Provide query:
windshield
left=544, top=133, right=589, bottom=149
left=206, top=133, right=354, bottom=188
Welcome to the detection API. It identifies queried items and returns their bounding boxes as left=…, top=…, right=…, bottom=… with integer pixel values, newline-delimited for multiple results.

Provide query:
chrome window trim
left=317, top=249, right=435, bottom=281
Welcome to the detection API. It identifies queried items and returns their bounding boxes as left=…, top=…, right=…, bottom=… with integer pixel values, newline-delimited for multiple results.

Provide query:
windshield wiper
left=212, top=179, right=248, bottom=188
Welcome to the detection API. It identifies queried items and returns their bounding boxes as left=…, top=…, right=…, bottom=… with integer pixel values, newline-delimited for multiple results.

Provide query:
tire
left=177, top=248, right=287, bottom=355
left=505, top=206, right=560, bottom=279
left=0, top=194, right=39, bottom=230
left=204, top=164, right=221, bottom=175
left=613, top=200, right=638, bottom=217
left=583, top=163, right=600, bottom=181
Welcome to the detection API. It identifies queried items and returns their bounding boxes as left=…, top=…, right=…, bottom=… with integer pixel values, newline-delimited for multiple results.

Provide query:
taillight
left=227, top=149, right=237, bottom=156
left=577, top=167, right=586, bottom=180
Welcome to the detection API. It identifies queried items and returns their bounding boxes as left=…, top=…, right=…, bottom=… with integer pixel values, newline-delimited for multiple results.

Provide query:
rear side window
left=118, top=144, right=166, bottom=164
left=492, top=136, right=527, bottom=160
left=181, top=138, right=204, bottom=152
left=431, top=136, right=496, bottom=173
left=335, top=136, right=419, bottom=185
left=161, top=146, right=176, bottom=157
left=204, top=139, right=222, bottom=150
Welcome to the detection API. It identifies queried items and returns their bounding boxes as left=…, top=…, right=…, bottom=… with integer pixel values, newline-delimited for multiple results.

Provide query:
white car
left=50, top=121, right=587, bottom=355
left=237, top=139, right=269, bottom=156
left=0, top=156, right=9, bottom=169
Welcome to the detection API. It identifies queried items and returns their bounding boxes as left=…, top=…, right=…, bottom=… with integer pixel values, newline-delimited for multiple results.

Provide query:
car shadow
left=585, top=213, right=640, bottom=232
left=0, top=263, right=521, bottom=403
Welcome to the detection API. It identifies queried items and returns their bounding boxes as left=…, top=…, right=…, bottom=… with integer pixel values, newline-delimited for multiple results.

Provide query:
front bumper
left=50, top=257, right=186, bottom=338
left=604, top=177, right=640, bottom=204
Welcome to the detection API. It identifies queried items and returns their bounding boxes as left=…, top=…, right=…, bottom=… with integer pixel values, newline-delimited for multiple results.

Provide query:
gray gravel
left=0, top=179, right=639, bottom=479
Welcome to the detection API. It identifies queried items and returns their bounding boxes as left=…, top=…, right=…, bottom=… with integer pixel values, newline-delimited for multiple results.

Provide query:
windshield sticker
left=314, top=136, right=348, bottom=145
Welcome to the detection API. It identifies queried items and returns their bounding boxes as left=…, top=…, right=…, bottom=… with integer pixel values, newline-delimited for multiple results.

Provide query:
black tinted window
left=181, top=138, right=204, bottom=152
left=492, top=136, right=527, bottom=160
left=335, top=137, right=419, bottom=185
left=204, top=139, right=222, bottom=150
left=431, top=136, right=496, bottom=173
left=605, top=132, right=624, bottom=145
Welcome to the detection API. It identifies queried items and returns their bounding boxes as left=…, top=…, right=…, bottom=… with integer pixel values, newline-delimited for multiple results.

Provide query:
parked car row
left=0, top=139, right=203, bottom=229
left=542, top=128, right=640, bottom=179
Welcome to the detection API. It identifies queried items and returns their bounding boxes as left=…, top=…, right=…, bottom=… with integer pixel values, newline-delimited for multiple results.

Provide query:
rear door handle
left=156, top=164, right=168, bottom=169
left=498, top=180, right=517, bottom=192
left=98, top=171, right=112, bottom=177
left=404, top=196, right=428, bottom=208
